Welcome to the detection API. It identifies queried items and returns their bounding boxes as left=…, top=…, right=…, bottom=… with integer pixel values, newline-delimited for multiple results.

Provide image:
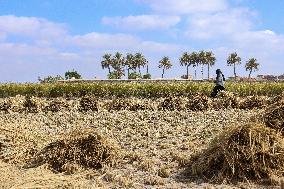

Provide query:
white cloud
left=0, top=15, right=67, bottom=40
left=66, top=32, right=182, bottom=54
left=102, top=15, right=180, bottom=30
left=186, top=8, right=255, bottom=39
left=139, top=0, right=228, bottom=14
left=67, top=32, right=139, bottom=49
left=232, top=30, right=284, bottom=53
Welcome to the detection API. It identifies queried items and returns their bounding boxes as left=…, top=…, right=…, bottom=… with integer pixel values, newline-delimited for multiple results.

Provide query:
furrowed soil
left=0, top=97, right=282, bottom=188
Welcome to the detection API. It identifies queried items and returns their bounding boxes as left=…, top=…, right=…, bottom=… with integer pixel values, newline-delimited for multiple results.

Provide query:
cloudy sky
left=0, top=0, right=284, bottom=82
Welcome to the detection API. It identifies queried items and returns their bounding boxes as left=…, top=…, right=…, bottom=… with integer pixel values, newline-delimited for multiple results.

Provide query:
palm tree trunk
left=108, top=66, right=111, bottom=74
left=207, top=64, right=210, bottom=80
left=234, top=63, right=236, bottom=80
left=146, top=65, right=149, bottom=74
left=249, top=70, right=252, bottom=79
left=139, top=66, right=141, bottom=75
left=162, top=69, right=165, bottom=78
left=194, top=68, right=197, bottom=80
left=187, top=65, right=189, bottom=79
left=201, top=65, right=204, bottom=80
left=127, top=68, right=130, bottom=79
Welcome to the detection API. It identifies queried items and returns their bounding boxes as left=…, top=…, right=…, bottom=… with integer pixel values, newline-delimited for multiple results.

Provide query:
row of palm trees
left=101, top=52, right=148, bottom=79
left=101, top=51, right=259, bottom=79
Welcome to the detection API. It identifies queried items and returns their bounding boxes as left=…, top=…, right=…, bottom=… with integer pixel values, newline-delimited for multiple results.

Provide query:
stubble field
left=0, top=93, right=283, bottom=189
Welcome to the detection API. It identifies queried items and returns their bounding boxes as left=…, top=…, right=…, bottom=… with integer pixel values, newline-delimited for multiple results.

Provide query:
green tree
left=111, top=52, right=125, bottom=79
left=198, top=50, right=206, bottom=80
left=65, top=70, right=82, bottom=80
left=227, top=52, right=241, bottom=80
left=190, top=52, right=199, bottom=79
left=205, top=51, right=216, bottom=80
left=158, top=56, right=172, bottom=78
left=101, top=53, right=112, bottom=74
left=134, top=53, right=148, bottom=74
left=180, top=52, right=191, bottom=79
left=245, top=58, right=259, bottom=78
left=125, top=53, right=135, bottom=78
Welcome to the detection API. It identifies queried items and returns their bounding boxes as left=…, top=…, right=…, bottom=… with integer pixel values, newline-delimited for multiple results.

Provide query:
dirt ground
left=0, top=107, right=282, bottom=188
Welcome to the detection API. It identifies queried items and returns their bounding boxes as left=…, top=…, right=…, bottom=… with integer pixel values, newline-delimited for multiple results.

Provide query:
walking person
left=211, top=69, right=225, bottom=98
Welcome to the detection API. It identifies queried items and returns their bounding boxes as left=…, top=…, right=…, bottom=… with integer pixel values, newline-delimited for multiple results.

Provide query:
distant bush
left=65, top=70, right=82, bottom=80
left=108, top=71, right=120, bottom=79
left=128, top=72, right=142, bottom=79
left=143, top=73, right=151, bottom=79
left=38, top=75, right=64, bottom=83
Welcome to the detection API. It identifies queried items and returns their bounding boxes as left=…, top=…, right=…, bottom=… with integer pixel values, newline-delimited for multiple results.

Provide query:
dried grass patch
left=186, top=123, right=284, bottom=184
left=264, top=102, right=284, bottom=135
left=26, top=129, right=121, bottom=173
left=186, top=93, right=212, bottom=111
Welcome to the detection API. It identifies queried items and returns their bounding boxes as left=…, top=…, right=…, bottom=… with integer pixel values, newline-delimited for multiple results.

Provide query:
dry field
left=0, top=94, right=283, bottom=189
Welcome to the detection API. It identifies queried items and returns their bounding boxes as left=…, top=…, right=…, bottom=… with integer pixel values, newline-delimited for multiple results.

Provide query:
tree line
left=38, top=51, right=260, bottom=83
left=101, top=51, right=260, bottom=80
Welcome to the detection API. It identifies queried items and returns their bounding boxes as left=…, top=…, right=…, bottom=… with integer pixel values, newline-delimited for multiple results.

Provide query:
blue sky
left=0, top=0, right=284, bottom=82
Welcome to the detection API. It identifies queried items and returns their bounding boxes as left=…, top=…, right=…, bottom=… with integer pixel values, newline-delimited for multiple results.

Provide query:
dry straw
left=26, top=129, right=121, bottom=173
left=187, top=123, right=284, bottom=184
left=264, top=101, right=284, bottom=135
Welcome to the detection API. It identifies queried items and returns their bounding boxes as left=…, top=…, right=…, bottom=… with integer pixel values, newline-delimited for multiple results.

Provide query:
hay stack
left=212, top=91, right=240, bottom=109
left=158, top=97, right=186, bottom=111
left=264, top=102, right=284, bottom=135
left=106, top=98, right=130, bottom=111
left=239, top=96, right=268, bottom=110
left=187, top=123, right=284, bottom=184
left=186, top=93, right=212, bottom=111
left=44, top=98, right=69, bottom=112
left=0, top=95, right=25, bottom=112
left=27, top=130, right=120, bottom=173
left=79, top=96, right=98, bottom=112
left=24, top=96, right=41, bottom=113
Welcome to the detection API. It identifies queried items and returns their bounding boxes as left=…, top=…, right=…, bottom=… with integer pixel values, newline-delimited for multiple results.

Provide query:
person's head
left=216, top=69, right=222, bottom=75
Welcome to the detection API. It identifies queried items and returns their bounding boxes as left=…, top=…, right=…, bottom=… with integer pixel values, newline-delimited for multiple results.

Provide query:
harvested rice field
left=0, top=93, right=283, bottom=188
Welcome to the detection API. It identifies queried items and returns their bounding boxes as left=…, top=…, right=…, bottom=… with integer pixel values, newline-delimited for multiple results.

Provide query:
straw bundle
left=186, top=93, right=212, bottom=111
left=187, top=123, right=284, bottom=184
left=212, top=91, right=240, bottom=109
left=264, top=102, right=284, bottom=135
left=239, top=96, right=268, bottom=110
left=79, top=96, right=98, bottom=112
left=44, top=98, right=69, bottom=112
left=27, top=129, right=120, bottom=173
left=158, top=97, right=185, bottom=111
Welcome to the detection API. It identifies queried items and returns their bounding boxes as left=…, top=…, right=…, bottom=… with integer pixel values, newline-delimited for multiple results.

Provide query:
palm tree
left=205, top=51, right=216, bottom=80
left=198, top=50, right=206, bottom=80
left=180, top=52, right=191, bottom=79
left=158, top=56, right=172, bottom=78
left=227, top=52, right=241, bottom=80
left=111, top=52, right=125, bottom=79
left=190, top=52, right=199, bottom=79
left=101, top=53, right=112, bottom=74
left=134, top=53, right=148, bottom=74
left=245, top=58, right=259, bottom=79
left=125, top=53, right=135, bottom=78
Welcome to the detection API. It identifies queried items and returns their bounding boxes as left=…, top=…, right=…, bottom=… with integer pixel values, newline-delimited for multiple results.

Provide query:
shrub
left=38, top=75, right=63, bottom=83
left=128, top=72, right=142, bottom=79
left=65, top=70, right=82, bottom=80
left=143, top=73, right=151, bottom=79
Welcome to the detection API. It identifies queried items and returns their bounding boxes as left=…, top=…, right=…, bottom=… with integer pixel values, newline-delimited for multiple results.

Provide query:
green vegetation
left=0, top=82, right=283, bottom=98
left=65, top=70, right=82, bottom=80
left=245, top=58, right=260, bottom=78
left=158, top=56, right=172, bottom=78
left=38, top=75, right=64, bottom=83
left=227, top=52, right=242, bottom=80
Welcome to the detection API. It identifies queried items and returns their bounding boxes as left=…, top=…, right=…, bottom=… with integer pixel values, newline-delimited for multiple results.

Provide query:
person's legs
left=211, top=86, right=219, bottom=97
left=211, top=85, right=225, bottom=97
